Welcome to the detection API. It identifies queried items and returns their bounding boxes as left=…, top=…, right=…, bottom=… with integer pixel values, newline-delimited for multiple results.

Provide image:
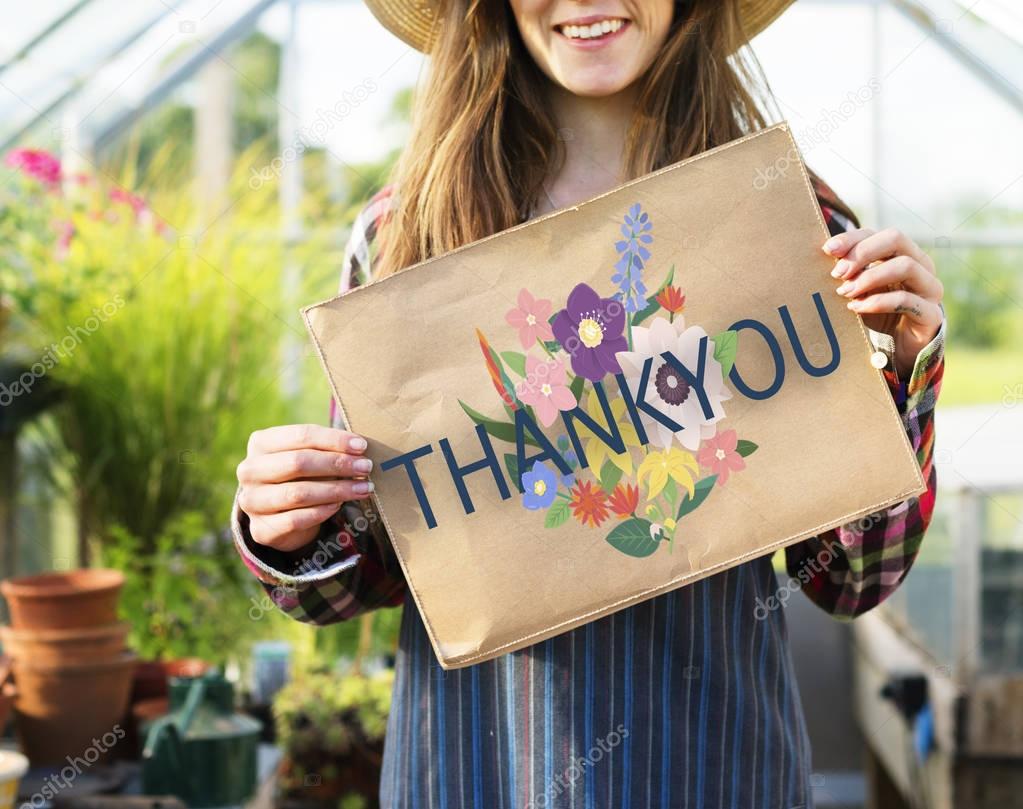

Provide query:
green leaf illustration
left=570, top=374, right=586, bottom=404
left=712, top=330, right=738, bottom=376
left=632, top=264, right=675, bottom=326
left=545, top=499, right=571, bottom=529
left=662, top=479, right=679, bottom=508
left=504, top=453, right=521, bottom=491
left=500, top=351, right=527, bottom=377
left=675, top=474, right=718, bottom=520
left=736, top=440, right=759, bottom=458
left=599, top=460, right=623, bottom=494
left=457, top=400, right=538, bottom=447
left=605, top=518, right=660, bottom=557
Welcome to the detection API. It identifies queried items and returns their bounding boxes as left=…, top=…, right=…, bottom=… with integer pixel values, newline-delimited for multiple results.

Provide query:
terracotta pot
left=0, top=622, right=129, bottom=666
left=1, top=569, right=124, bottom=630
left=12, top=651, right=136, bottom=766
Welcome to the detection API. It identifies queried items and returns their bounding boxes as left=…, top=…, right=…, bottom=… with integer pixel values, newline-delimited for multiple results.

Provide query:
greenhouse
left=1, top=1, right=1021, bottom=807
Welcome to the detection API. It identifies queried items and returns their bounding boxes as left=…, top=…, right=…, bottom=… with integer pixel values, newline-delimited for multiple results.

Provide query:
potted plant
left=273, top=669, right=393, bottom=809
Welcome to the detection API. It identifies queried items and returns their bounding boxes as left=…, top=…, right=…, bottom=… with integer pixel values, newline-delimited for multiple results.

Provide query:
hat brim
left=364, top=0, right=797, bottom=54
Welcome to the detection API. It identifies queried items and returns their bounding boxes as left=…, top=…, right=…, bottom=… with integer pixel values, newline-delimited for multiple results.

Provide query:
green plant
left=274, top=669, right=393, bottom=807
left=3, top=145, right=335, bottom=559
left=101, top=511, right=266, bottom=663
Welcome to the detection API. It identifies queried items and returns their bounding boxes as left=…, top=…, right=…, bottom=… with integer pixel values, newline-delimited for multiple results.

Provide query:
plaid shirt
left=231, top=178, right=945, bottom=808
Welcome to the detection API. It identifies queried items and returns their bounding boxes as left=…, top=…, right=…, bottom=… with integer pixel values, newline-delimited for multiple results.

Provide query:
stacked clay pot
left=0, top=570, right=135, bottom=766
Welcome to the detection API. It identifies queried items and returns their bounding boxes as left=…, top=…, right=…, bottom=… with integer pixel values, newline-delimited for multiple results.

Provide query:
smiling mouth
left=554, top=17, right=630, bottom=42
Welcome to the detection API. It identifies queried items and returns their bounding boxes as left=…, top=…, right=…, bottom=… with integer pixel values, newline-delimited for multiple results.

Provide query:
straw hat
left=363, top=0, right=796, bottom=54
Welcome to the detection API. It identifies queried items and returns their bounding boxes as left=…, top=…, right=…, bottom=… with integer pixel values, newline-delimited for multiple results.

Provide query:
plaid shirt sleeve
left=784, top=183, right=946, bottom=619
left=230, top=186, right=408, bottom=624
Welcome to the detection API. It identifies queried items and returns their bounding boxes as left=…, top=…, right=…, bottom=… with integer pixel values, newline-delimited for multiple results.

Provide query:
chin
left=559, top=69, right=635, bottom=98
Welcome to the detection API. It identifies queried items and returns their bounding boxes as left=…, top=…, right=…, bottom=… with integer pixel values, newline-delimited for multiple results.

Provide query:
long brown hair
left=375, top=0, right=858, bottom=279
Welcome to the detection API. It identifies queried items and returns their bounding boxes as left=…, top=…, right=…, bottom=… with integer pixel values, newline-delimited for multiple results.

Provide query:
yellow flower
left=578, top=391, right=642, bottom=476
left=637, top=447, right=698, bottom=501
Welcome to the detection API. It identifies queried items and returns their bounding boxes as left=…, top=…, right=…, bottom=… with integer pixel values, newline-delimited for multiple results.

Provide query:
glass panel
left=981, top=492, right=1023, bottom=672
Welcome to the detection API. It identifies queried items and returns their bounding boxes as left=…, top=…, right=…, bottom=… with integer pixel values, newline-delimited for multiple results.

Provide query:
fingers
left=237, top=449, right=372, bottom=484
left=835, top=255, right=943, bottom=302
left=824, top=227, right=936, bottom=280
left=238, top=479, right=374, bottom=515
left=247, top=424, right=368, bottom=457
left=248, top=504, right=343, bottom=549
left=846, top=288, right=943, bottom=327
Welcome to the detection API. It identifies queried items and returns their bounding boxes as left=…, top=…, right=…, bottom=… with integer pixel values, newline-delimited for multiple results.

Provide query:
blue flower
left=612, top=202, right=653, bottom=313
left=521, top=461, right=559, bottom=510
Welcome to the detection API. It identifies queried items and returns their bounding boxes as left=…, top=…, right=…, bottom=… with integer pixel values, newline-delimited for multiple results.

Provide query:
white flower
left=616, top=315, right=731, bottom=451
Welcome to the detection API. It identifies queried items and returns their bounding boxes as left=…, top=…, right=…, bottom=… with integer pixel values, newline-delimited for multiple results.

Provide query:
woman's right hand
left=236, top=424, right=374, bottom=552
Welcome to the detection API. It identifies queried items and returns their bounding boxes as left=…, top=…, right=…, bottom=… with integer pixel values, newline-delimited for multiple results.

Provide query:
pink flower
left=109, top=187, right=148, bottom=216
left=5, top=148, right=61, bottom=187
left=515, top=355, right=576, bottom=428
left=696, top=429, right=746, bottom=485
left=505, top=288, right=554, bottom=350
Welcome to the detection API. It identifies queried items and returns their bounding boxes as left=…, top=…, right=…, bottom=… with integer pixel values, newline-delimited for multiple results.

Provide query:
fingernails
left=353, top=480, right=374, bottom=495
left=349, top=436, right=368, bottom=452
left=353, top=458, right=373, bottom=473
left=823, top=237, right=842, bottom=255
left=831, top=260, right=848, bottom=278
left=835, top=281, right=853, bottom=296
left=847, top=300, right=861, bottom=311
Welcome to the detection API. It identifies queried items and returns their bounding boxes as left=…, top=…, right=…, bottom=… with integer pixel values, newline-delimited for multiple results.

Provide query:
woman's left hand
left=823, top=227, right=944, bottom=380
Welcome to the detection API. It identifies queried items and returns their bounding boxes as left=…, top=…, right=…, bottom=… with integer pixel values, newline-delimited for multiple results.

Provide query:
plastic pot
left=0, top=622, right=129, bottom=666
left=12, top=651, right=136, bottom=766
left=0, top=569, right=124, bottom=630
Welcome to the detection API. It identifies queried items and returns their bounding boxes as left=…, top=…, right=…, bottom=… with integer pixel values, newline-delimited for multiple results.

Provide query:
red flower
left=607, top=483, right=639, bottom=519
left=569, top=480, right=610, bottom=528
left=5, top=148, right=61, bottom=187
left=655, top=284, right=686, bottom=314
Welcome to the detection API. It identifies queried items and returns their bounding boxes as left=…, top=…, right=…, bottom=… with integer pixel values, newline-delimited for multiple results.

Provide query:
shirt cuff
left=867, top=314, right=946, bottom=408
left=230, top=491, right=364, bottom=587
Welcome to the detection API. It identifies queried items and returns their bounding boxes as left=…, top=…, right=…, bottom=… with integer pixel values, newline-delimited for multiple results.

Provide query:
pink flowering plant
left=462, top=203, right=759, bottom=558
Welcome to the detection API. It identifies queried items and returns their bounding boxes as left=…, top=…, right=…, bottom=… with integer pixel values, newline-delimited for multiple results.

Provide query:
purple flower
left=612, top=203, right=652, bottom=313
left=552, top=282, right=628, bottom=382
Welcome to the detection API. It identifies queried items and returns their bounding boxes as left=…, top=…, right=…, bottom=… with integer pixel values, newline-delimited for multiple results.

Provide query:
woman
left=234, top=1, right=945, bottom=806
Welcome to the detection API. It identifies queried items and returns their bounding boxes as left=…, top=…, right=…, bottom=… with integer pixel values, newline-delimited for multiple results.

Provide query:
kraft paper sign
left=303, top=124, right=926, bottom=669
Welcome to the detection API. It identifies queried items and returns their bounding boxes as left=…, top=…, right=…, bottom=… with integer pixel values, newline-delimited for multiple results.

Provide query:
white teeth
left=559, top=18, right=624, bottom=40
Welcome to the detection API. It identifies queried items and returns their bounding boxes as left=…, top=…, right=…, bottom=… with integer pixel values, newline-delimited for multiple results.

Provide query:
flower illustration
left=521, top=461, right=559, bottom=510
left=552, top=282, right=628, bottom=382
left=568, top=480, right=610, bottom=527
left=612, top=203, right=652, bottom=313
left=515, top=356, right=577, bottom=427
left=5, top=148, right=61, bottom=187
left=697, top=429, right=746, bottom=485
left=616, top=316, right=731, bottom=451
left=505, top=288, right=554, bottom=350
left=637, top=447, right=699, bottom=501
left=655, top=284, right=686, bottom=315
left=608, top=483, right=639, bottom=519
left=576, top=390, right=642, bottom=476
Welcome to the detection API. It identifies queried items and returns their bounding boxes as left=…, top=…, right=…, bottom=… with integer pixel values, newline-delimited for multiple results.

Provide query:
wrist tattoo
left=894, top=303, right=922, bottom=318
